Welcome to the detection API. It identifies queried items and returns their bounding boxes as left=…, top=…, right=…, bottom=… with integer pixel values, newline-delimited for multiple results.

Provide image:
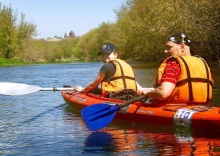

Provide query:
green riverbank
left=0, top=58, right=79, bottom=66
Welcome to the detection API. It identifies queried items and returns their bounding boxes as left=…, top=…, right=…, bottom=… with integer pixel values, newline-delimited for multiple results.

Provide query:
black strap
left=201, top=59, right=212, bottom=102
left=179, top=57, right=194, bottom=101
left=111, top=76, right=136, bottom=81
left=109, top=60, right=137, bottom=90
left=115, top=60, right=127, bottom=88
left=177, top=78, right=213, bottom=86
left=178, top=57, right=213, bottom=102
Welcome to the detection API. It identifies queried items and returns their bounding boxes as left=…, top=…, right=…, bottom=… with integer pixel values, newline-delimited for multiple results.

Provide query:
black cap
left=98, top=43, right=117, bottom=56
left=167, top=32, right=191, bottom=46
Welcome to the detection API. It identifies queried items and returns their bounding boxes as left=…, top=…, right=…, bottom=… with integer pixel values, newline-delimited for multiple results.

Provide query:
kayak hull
left=61, top=91, right=220, bottom=132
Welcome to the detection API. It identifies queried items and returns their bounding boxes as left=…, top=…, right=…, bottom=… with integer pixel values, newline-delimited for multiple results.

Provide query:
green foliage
left=112, top=0, right=220, bottom=62
left=0, top=1, right=219, bottom=65
left=0, top=3, right=36, bottom=60
left=71, top=46, right=81, bottom=60
left=75, top=22, right=117, bottom=61
left=19, top=38, right=77, bottom=62
left=0, top=4, right=17, bottom=58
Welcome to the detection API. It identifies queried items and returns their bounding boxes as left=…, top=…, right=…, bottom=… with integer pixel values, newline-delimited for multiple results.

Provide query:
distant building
left=69, top=30, right=75, bottom=37
left=64, top=30, right=75, bottom=38
left=44, top=30, right=75, bottom=41
left=64, top=32, right=68, bottom=38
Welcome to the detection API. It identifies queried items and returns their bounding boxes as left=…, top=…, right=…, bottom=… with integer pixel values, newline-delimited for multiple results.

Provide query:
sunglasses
left=167, top=33, right=191, bottom=46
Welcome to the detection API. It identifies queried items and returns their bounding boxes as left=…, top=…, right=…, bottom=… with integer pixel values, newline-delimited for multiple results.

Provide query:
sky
left=1, top=0, right=125, bottom=39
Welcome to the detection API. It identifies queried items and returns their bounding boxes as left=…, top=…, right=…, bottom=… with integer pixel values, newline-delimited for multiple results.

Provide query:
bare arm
left=75, top=71, right=105, bottom=93
left=136, top=82, right=143, bottom=95
left=142, top=82, right=175, bottom=100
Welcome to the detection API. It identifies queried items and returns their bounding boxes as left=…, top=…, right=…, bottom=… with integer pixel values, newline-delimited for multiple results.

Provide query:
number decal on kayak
left=174, top=108, right=197, bottom=126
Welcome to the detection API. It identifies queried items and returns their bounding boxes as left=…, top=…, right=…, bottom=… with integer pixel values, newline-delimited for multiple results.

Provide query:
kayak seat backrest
left=163, top=105, right=212, bottom=112
left=192, top=106, right=212, bottom=112
left=163, top=105, right=187, bottom=112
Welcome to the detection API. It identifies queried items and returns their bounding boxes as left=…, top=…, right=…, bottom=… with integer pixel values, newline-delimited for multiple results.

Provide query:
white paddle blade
left=0, top=82, right=42, bottom=95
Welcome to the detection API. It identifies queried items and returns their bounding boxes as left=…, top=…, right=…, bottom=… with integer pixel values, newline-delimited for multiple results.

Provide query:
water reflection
left=83, top=132, right=116, bottom=153
left=82, top=123, right=220, bottom=155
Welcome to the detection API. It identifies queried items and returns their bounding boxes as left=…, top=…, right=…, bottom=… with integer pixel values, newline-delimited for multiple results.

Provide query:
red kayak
left=61, top=90, right=220, bottom=132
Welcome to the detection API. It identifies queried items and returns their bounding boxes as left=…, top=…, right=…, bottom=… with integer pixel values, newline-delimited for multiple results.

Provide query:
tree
left=113, top=0, right=220, bottom=62
left=0, top=4, right=16, bottom=58
left=0, top=3, right=36, bottom=59
left=75, top=22, right=117, bottom=61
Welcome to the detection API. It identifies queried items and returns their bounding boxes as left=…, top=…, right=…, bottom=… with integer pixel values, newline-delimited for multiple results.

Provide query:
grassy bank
left=0, top=58, right=89, bottom=66
left=0, top=58, right=31, bottom=66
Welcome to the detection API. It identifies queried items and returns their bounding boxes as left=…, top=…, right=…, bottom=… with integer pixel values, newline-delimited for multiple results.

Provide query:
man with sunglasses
left=142, top=33, right=214, bottom=105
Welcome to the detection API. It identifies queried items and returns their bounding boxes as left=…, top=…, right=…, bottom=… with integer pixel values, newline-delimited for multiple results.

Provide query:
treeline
left=0, top=0, right=219, bottom=64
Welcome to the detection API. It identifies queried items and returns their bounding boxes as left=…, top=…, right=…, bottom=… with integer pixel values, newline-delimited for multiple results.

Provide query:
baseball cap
left=98, top=43, right=117, bottom=56
left=167, top=32, right=191, bottom=46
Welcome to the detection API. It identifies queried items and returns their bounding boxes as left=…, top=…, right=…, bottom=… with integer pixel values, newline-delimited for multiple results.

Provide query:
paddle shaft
left=0, top=82, right=75, bottom=95
left=40, top=87, right=75, bottom=91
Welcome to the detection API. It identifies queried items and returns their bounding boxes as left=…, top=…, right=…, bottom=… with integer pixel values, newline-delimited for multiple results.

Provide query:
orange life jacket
left=101, top=59, right=137, bottom=97
left=155, top=56, right=213, bottom=104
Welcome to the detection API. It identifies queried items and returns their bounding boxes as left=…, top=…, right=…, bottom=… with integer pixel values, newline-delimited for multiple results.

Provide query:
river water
left=0, top=62, right=220, bottom=155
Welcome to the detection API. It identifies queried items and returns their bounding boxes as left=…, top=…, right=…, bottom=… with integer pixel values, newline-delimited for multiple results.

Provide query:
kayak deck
left=61, top=90, right=220, bottom=132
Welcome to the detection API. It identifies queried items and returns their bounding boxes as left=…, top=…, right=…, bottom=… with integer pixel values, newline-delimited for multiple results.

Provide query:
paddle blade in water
left=81, top=103, right=119, bottom=131
left=0, top=82, right=42, bottom=95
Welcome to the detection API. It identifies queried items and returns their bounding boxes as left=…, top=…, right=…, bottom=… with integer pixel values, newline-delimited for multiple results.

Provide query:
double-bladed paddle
left=1, top=82, right=147, bottom=131
left=0, top=82, right=74, bottom=95
left=81, top=95, right=146, bottom=131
